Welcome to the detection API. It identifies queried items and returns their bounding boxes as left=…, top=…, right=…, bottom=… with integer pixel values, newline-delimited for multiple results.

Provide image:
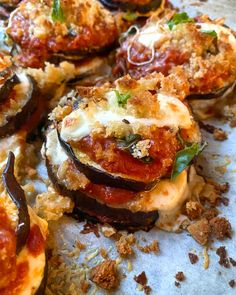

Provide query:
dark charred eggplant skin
left=35, top=252, right=48, bottom=295
left=0, top=74, right=39, bottom=137
left=58, top=132, right=157, bottom=192
left=99, top=0, right=163, bottom=13
left=2, top=152, right=30, bottom=255
left=0, top=73, right=19, bottom=103
left=46, top=156, right=158, bottom=231
left=187, top=82, right=236, bottom=100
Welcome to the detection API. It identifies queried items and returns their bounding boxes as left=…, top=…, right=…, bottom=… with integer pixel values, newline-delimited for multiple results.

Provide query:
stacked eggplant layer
left=0, top=54, right=41, bottom=137
left=44, top=73, right=203, bottom=230
left=0, top=152, right=47, bottom=295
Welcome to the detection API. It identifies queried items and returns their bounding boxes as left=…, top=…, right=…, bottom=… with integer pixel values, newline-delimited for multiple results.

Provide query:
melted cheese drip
left=60, top=92, right=193, bottom=142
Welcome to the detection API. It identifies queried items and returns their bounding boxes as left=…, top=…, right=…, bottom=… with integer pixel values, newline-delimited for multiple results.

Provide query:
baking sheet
left=35, top=1, right=236, bottom=294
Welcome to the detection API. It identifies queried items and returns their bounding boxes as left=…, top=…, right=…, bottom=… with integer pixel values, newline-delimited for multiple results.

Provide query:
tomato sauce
left=0, top=207, right=17, bottom=289
left=84, top=183, right=136, bottom=205
left=0, top=262, right=29, bottom=295
left=114, top=41, right=189, bottom=79
left=73, top=128, right=180, bottom=183
left=27, top=224, right=45, bottom=257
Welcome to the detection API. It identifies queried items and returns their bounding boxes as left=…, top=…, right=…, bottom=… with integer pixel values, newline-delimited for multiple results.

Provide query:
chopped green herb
left=167, top=12, right=194, bottom=30
left=117, top=134, right=142, bottom=150
left=52, top=0, right=65, bottom=23
left=114, top=90, right=131, bottom=107
left=201, top=30, right=217, bottom=38
left=171, top=141, right=207, bottom=180
left=123, top=12, right=138, bottom=22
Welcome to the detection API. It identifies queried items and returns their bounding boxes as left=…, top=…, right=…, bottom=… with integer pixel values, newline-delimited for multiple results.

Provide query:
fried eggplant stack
left=43, top=70, right=204, bottom=230
left=114, top=11, right=236, bottom=99
left=6, top=0, right=118, bottom=68
left=0, top=152, right=48, bottom=295
left=0, top=52, right=42, bottom=137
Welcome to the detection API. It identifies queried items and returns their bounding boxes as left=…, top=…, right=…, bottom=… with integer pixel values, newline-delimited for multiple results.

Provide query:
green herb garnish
left=52, top=0, right=65, bottom=23
left=167, top=12, right=194, bottom=30
left=123, top=12, right=138, bottom=22
left=114, top=90, right=131, bottom=107
left=201, top=30, right=217, bottom=38
left=117, top=134, right=142, bottom=150
left=171, top=141, right=207, bottom=180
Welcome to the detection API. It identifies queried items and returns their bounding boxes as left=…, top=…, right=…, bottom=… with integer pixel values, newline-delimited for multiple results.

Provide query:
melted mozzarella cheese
left=46, top=129, right=68, bottom=165
left=60, top=92, right=193, bottom=142
left=136, top=22, right=168, bottom=48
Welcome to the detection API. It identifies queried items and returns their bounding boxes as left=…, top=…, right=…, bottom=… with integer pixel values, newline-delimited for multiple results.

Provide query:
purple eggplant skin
left=45, top=155, right=159, bottom=231
left=58, top=131, right=158, bottom=192
left=0, top=74, right=39, bottom=138
left=2, top=151, right=30, bottom=255
left=99, top=0, right=163, bottom=13
left=0, top=73, right=20, bottom=103
left=187, top=82, right=236, bottom=100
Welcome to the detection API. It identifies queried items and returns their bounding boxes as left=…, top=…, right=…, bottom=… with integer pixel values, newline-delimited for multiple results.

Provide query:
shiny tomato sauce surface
left=73, top=128, right=180, bottom=183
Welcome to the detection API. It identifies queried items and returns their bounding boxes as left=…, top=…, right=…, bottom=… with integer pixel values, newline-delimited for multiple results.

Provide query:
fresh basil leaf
left=168, top=12, right=194, bottom=30
left=117, top=134, right=142, bottom=150
left=52, top=0, right=65, bottom=23
left=114, top=90, right=131, bottom=107
left=171, top=141, right=207, bottom=180
left=123, top=12, right=138, bottom=22
left=201, top=30, right=217, bottom=38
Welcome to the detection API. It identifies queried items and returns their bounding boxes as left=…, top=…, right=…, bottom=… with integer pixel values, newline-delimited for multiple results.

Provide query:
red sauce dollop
left=27, top=224, right=45, bottom=257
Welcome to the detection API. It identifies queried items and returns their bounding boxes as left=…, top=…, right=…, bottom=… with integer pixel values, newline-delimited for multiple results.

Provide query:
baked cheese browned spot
left=7, top=0, right=117, bottom=67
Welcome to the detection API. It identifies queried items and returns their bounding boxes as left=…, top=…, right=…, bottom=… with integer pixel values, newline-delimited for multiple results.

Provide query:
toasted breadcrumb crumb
left=187, top=219, right=210, bottom=245
left=90, top=260, right=118, bottom=290
left=209, top=217, right=232, bottom=240
left=175, top=272, right=185, bottom=282
left=115, top=234, right=136, bottom=257
left=137, top=240, right=160, bottom=254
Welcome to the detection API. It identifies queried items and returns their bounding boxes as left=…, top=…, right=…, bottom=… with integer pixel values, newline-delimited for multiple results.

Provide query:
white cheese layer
left=46, top=129, right=68, bottom=165
left=136, top=22, right=168, bottom=48
left=60, top=92, right=193, bottom=142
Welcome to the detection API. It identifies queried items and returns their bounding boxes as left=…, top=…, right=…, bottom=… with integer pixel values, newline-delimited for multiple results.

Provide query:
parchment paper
left=46, top=1, right=236, bottom=294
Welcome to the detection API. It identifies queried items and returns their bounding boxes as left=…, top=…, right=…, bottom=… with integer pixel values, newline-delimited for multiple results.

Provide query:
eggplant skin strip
left=2, top=151, right=30, bottom=254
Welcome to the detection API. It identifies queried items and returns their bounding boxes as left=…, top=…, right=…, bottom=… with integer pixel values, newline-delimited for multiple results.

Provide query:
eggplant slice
left=45, top=153, right=159, bottom=231
left=0, top=72, right=39, bottom=137
left=99, top=0, right=164, bottom=13
left=1, top=152, right=48, bottom=295
left=2, top=151, right=30, bottom=254
left=58, top=131, right=157, bottom=192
